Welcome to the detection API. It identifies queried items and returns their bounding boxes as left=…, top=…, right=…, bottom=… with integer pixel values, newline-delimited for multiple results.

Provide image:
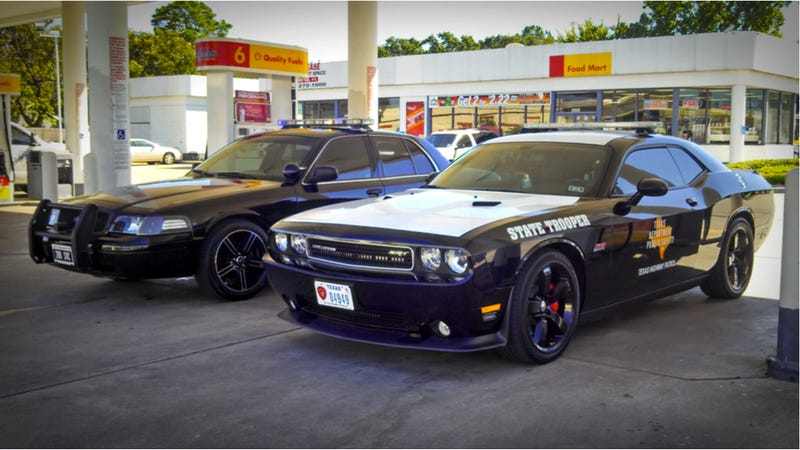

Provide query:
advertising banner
left=405, top=102, right=425, bottom=136
left=236, top=102, right=270, bottom=123
left=428, top=92, right=550, bottom=108
left=298, top=61, right=328, bottom=89
left=235, top=90, right=270, bottom=123
left=549, top=52, right=612, bottom=77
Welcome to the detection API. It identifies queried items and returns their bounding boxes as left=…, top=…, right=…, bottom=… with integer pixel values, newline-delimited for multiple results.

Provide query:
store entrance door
left=553, top=91, right=600, bottom=124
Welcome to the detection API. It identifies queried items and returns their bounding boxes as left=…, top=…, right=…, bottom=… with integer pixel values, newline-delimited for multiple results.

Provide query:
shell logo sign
left=549, top=52, right=612, bottom=77
left=196, top=38, right=308, bottom=77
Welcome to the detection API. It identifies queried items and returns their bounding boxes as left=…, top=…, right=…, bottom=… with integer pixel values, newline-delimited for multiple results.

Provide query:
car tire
left=196, top=219, right=269, bottom=301
left=499, top=250, right=581, bottom=364
left=162, top=152, right=176, bottom=165
left=700, top=217, right=754, bottom=299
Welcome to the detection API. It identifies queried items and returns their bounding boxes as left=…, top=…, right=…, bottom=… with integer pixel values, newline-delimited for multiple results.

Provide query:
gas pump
left=0, top=73, right=21, bottom=203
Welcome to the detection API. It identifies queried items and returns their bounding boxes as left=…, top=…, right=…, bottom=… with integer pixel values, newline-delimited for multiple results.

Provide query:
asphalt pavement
left=0, top=166, right=796, bottom=448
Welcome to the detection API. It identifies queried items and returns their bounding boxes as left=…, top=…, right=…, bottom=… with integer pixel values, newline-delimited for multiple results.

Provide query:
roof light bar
left=522, top=121, right=663, bottom=130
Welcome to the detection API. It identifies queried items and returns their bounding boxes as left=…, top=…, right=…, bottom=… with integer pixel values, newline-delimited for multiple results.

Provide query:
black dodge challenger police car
left=28, top=120, right=450, bottom=300
left=263, top=122, right=774, bottom=364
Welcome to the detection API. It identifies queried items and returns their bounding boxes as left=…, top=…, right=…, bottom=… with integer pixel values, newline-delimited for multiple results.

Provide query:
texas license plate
left=314, top=280, right=355, bottom=311
left=51, top=243, right=75, bottom=266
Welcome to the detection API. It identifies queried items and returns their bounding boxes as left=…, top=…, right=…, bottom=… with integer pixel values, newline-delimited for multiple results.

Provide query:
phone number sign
left=196, top=38, right=308, bottom=77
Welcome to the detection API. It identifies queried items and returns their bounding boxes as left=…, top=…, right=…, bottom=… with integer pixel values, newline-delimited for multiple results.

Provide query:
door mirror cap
left=636, top=177, right=669, bottom=197
left=613, top=177, right=669, bottom=216
left=306, top=165, right=338, bottom=184
left=282, top=163, right=303, bottom=182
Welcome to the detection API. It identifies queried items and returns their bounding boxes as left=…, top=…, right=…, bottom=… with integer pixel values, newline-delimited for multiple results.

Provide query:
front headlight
left=290, top=234, right=308, bottom=255
left=420, top=247, right=441, bottom=271
left=274, top=233, right=289, bottom=252
left=445, top=249, right=470, bottom=274
left=111, top=215, right=190, bottom=235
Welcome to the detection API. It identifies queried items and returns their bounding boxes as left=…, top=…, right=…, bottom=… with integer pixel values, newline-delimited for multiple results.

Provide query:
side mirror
left=305, top=165, right=338, bottom=184
left=282, top=163, right=303, bottom=182
left=613, top=177, right=668, bottom=216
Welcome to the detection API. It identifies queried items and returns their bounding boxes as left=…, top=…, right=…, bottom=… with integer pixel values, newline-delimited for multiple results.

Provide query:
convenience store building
left=295, top=31, right=798, bottom=162
left=131, top=31, right=798, bottom=163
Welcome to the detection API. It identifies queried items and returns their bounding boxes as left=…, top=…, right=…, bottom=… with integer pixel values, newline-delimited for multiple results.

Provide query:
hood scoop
left=472, top=200, right=502, bottom=207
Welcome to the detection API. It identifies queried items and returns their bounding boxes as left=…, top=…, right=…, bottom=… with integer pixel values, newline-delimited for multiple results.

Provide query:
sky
left=128, top=1, right=799, bottom=63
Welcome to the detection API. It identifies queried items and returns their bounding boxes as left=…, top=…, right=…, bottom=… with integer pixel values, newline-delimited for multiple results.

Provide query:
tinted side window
left=404, top=140, right=435, bottom=174
left=313, top=136, right=373, bottom=181
left=616, top=148, right=684, bottom=195
left=456, top=135, right=472, bottom=148
left=373, top=136, right=415, bottom=177
left=475, top=132, right=497, bottom=143
left=669, top=147, right=705, bottom=184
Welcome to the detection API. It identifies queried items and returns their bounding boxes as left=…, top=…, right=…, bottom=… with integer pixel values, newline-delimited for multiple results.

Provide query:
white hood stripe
left=285, top=189, right=580, bottom=238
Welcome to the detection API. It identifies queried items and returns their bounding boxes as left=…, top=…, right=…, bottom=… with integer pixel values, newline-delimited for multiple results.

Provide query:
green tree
left=129, top=1, right=232, bottom=77
left=129, top=29, right=196, bottom=78
left=0, top=22, right=61, bottom=127
left=423, top=32, right=481, bottom=53
left=378, top=36, right=425, bottom=57
left=627, top=1, right=790, bottom=37
left=557, top=19, right=615, bottom=42
left=151, top=0, right=232, bottom=43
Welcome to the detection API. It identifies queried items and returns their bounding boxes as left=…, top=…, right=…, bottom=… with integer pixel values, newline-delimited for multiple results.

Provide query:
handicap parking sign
left=116, top=129, right=126, bottom=140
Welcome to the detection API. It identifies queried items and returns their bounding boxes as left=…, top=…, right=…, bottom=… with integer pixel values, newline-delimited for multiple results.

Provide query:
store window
left=555, top=91, right=597, bottom=113
left=431, top=108, right=453, bottom=132
left=300, top=99, right=348, bottom=120
left=454, top=107, right=474, bottom=129
left=766, top=91, right=796, bottom=145
left=525, top=104, right=550, bottom=124
left=779, top=93, right=796, bottom=144
left=706, top=89, right=732, bottom=144
left=378, top=97, right=400, bottom=131
left=637, top=89, right=672, bottom=135
left=477, top=106, right=499, bottom=135
left=501, top=106, right=525, bottom=135
left=602, top=90, right=637, bottom=122
left=745, top=89, right=764, bottom=145
left=677, top=89, right=709, bottom=142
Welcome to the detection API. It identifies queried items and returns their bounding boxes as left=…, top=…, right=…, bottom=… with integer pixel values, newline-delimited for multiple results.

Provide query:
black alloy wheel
left=197, top=219, right=269, bottom=301
left=500, top=250, right=581, bottom=364
left=700, top=217, right=754, bottom=299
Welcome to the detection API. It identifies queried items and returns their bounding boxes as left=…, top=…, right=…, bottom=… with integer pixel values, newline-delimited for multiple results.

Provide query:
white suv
left=427, top=129, right=498, bottom=160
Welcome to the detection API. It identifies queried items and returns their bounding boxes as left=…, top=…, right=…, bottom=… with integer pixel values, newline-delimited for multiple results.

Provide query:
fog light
left=434, top=320, right=451, bottom=337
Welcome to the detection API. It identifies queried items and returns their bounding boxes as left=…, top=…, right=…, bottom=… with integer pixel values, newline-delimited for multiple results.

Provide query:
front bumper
left=264, top=253, right=513, bottom=352
left=29, top=200, right=199, bottom=279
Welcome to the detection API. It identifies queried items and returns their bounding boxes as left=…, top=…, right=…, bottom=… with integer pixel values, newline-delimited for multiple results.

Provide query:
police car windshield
left=194, top=135, right=319, bottom=181
left=428, top=141, right=610, bottom=197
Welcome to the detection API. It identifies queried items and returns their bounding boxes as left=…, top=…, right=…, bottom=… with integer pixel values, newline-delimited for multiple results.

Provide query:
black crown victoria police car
left=28, top=120, right=450, bottom=301
left=264, top=123, right=774, bottom=364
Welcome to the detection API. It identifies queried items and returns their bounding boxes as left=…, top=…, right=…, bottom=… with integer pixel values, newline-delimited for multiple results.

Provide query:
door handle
left=685, top=197, right=698, bottom=207
left=366, top=188, right=382, bottom=197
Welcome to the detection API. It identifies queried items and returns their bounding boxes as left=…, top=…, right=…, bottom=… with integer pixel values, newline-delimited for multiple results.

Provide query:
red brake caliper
left=548, top=282, right=560, bottom=312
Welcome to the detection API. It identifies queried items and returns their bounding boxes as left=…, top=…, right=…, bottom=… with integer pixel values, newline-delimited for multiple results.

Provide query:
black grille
left=304, top=304, right=411, bottom=331
left=307, top=238, right=413, bottom=270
